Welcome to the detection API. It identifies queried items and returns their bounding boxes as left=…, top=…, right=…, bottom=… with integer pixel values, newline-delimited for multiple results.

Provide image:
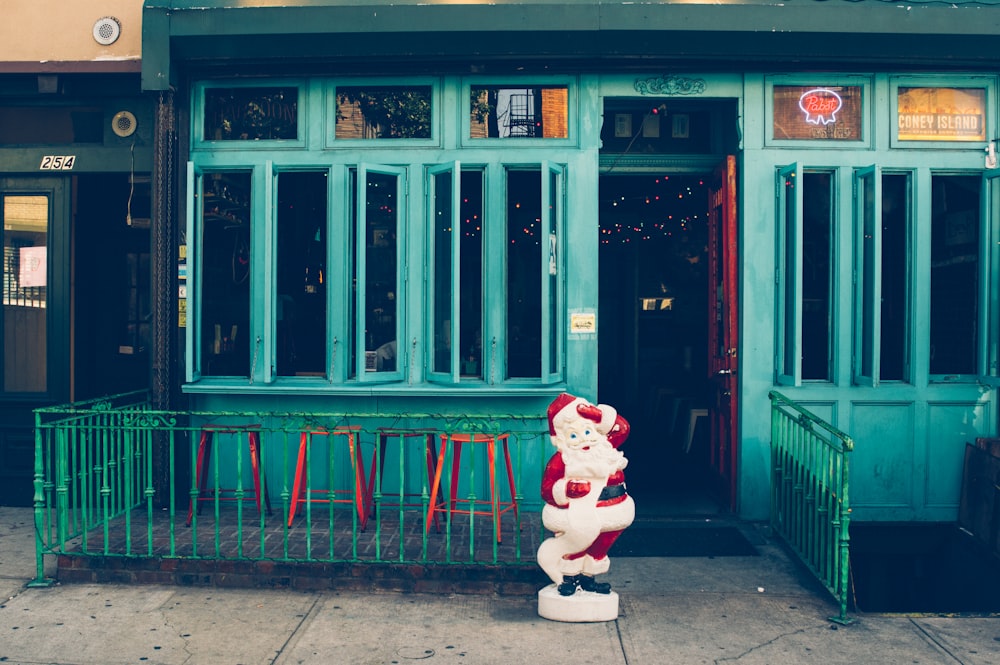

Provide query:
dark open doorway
left=597, top=173, right=723, bottom=518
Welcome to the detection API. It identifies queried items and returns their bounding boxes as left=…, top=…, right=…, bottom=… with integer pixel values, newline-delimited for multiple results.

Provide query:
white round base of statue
left=537, top=584, right=620, bottom=622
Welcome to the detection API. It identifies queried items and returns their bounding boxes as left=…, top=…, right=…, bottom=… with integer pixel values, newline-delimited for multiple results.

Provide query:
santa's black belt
left=599, top=485, right=626, bottom=501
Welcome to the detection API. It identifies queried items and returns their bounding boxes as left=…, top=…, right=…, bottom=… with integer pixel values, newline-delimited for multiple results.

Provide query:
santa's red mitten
left=565, top=479, right=591, bottom=498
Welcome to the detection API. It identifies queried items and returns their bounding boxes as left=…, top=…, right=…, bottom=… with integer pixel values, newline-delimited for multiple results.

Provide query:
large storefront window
left=188, top=78, right=571, bottom=389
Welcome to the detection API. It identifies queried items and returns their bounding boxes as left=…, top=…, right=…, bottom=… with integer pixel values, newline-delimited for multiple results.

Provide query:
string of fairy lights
left=379, top=173, right=709, bottom=245
left=600, top=175, right=708, bottom=245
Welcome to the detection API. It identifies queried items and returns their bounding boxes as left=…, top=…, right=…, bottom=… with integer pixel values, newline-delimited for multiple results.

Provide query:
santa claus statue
left=537, top=392, right=634, bottom=598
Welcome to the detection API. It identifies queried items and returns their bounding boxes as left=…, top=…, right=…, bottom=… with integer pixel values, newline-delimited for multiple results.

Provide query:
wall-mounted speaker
left=112, top=111, right=137, bottom=138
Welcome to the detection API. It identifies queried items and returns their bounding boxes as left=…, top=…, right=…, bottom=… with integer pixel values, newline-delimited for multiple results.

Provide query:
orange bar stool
left=186, top=423, right=272, bottom=526
left=287, top=426, right=368, bottom=528
left=426, top=432, right=519, bottom=542
left=366, top=428, right=443, bottom=531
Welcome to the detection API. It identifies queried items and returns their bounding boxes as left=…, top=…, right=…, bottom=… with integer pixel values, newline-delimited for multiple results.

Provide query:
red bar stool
left=426, top=432, right=519, bottom=542
left=366, top=428, right=443, bottom=531
left=287, top=426, right=368, bottom=528
left=186, top=423, right=272, bottom=526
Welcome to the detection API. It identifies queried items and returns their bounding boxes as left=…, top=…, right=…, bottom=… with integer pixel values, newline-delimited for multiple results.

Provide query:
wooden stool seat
left=426, top=432, right=519, bottom=542
left=187, top=423, right=272, bottom=526
left=287, top=426, right=368, bottom=528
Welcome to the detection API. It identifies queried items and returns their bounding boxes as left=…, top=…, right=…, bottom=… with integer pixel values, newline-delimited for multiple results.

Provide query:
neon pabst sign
left=798, top=88, right=843, bottom=126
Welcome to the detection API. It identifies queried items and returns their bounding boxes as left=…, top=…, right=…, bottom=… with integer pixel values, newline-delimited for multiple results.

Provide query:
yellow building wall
left=1, top=0, right=141, bottom=69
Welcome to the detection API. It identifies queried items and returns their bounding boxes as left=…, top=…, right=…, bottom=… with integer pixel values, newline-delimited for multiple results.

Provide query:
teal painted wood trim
left=141, top=1, right=1000, bottom=94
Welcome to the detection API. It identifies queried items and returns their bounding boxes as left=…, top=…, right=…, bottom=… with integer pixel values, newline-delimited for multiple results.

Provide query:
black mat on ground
left=610, top=525, right=758, bottom=557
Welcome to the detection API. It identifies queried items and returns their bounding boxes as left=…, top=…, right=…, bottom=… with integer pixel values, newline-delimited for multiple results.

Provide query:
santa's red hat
left=547, top=393, right=578, bottom=436
left=547, top=393, right=618, bottom=437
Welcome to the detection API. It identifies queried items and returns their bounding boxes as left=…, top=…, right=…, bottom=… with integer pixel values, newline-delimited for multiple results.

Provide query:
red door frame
left=706, top=155, right=739, bottom=511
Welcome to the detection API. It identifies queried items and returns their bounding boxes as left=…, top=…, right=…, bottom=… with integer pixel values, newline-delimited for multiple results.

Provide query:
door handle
left=715, top=369, right=732, bottom=375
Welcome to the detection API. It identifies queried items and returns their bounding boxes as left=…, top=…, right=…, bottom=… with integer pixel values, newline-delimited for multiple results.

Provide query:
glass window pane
left=276, top=171, right=328, bottom=377
left=201, top=172, right=251, bottom=377
left=336, top=87, right=432, bottom=139
left=204, top=87, right=298, bottom=141
left=432, top=170, right=453, bottom=374
left=460, top=171, right=484, bottom=379
left=470, top=86, right=568, bottom=138
left=930, top=174, right=980, bottom=375
left=3, top=195, right=48, bottom=392
left=880, top=174, right=909, bottom=380
left=507, top=169, right=542, bottom=378
left=357, top=171, right=399, bottom=374
left=801, top=172, right=833, bottom=380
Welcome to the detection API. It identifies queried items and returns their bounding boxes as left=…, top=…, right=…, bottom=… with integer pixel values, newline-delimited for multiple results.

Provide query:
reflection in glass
left=930, top=175, right=980, bottom=375
left=470, top=86, right=568, bottom=138
left=507, top=169, right=542, bottom=378
left=201, top=172, right=252, bottom=377
left=432, top=170, right=485, bottom=379
left=204, top=87, right=298, bottom=141
left=277, top=171, right=328, bottom=377
left=336, top=87, right=432, bottom=139
left=3, top=195, right=48, bottom=392
left=353, top=170, right=398, bottom=375
left=460, top=173, right=484, bottom=378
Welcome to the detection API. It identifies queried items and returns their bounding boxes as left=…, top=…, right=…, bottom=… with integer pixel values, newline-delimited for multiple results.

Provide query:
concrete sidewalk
left=2, top=507, right=999, bottom=665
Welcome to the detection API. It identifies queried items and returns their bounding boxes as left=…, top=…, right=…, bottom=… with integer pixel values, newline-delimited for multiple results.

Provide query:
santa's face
left=557, top=418, right=605, bottom=453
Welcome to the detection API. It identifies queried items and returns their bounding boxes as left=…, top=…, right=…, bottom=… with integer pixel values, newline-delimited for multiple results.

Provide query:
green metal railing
left=769, top=390, right=854, bottom=624
left=32, top=391, right=548, bottom=586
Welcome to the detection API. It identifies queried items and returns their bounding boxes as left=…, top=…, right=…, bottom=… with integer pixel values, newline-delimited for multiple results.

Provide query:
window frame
left=983, top=169, right=1000, bottom=386
left=352, top=163, right=408, bottom=384
left=426, top=161, right=463, bottom=384
left=853, top=164, right=882, bottom=388
left=775, top=163, right=803, bottom=386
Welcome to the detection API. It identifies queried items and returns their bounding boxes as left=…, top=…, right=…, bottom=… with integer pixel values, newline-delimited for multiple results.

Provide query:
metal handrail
left=769, top=390, right=854, bottom=624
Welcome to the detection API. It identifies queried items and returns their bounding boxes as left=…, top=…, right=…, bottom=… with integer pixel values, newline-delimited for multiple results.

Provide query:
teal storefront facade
left=141, top=0, right=1000, bottom=523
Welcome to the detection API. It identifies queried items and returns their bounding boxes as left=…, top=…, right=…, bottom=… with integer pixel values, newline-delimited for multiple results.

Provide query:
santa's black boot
left=557, top=575, right=579, bottom=596
left=577, top=575, right=611, bottom=594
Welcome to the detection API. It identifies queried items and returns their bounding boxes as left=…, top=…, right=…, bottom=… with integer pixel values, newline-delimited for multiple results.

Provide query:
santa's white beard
left=560, top=442, right=627, bottom=480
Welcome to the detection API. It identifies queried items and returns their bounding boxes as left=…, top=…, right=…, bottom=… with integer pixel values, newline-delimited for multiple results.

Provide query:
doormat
left=609, top=525, right=758, bottom=557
